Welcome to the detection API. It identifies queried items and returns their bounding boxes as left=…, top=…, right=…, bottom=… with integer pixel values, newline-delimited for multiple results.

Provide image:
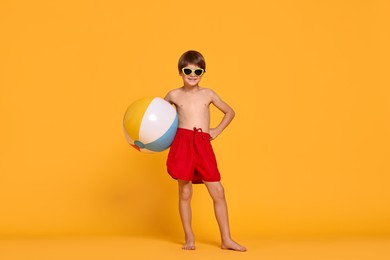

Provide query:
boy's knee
left=211, top=185, right=225, bottom=201
left=179, top=187, right=192, bottom=201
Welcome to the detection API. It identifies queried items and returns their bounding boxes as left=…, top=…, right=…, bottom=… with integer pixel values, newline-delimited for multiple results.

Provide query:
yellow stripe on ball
left=123, top=97, right=154, bottom=141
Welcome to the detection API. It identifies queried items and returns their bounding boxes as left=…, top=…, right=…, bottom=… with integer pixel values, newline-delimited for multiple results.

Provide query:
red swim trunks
left=166, top=127, right=221, bottom=184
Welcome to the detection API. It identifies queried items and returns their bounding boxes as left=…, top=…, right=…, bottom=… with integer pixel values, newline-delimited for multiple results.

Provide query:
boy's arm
left=164, top=91, right=173, bottom=104
left=209, top=90, right=235, bottom=140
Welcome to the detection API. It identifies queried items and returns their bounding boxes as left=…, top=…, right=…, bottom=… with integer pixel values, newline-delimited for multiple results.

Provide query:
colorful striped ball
left=123, top=97, right=178, bottom=152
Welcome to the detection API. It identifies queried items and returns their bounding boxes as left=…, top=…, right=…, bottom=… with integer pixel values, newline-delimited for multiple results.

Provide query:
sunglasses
left=182, top=67, right=205, bottom=76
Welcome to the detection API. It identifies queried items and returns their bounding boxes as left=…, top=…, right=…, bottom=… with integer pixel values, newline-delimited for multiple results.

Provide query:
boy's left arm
left=209, top=90, right=235, bottom=140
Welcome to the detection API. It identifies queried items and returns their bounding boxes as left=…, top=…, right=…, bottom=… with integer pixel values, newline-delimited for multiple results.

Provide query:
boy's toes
left=182, top=242, right=196, bottom=250
left=221, top=240, right=247, bottom=252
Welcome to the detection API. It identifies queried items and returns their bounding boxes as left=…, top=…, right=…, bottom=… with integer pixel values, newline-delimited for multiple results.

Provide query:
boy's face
left=180, top=64, right=204, bottom=87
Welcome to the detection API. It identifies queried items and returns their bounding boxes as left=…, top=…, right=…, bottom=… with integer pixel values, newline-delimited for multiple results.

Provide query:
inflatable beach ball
left=123, top=97, right=178, bottom=152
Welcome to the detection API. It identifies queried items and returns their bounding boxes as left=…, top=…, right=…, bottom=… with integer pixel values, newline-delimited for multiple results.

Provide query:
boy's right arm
left=164, top=91, right=173, bottom=103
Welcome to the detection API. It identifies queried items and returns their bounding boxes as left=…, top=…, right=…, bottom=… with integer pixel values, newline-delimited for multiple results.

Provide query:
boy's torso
left=170, top=87, right=213, bottom=132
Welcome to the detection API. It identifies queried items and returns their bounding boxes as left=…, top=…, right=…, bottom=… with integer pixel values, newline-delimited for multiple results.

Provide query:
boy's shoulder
left=165, top=87, right=183, bottom=99
left=199, top=87, right=216, bottom=94
left=198, top=87, right=219, bottom=99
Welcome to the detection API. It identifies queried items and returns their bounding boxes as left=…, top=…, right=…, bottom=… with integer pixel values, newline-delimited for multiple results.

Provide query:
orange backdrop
left=1, top=0, right=389, bottom=238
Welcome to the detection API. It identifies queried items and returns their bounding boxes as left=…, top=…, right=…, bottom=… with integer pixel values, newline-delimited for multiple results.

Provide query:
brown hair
left=178, top=50, right=206, bottom=73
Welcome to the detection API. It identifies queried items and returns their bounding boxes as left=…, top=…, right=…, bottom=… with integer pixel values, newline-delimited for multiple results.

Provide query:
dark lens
left=183, top=68, right=192, bottom=75
left=194, top=69, right=203, bottom=76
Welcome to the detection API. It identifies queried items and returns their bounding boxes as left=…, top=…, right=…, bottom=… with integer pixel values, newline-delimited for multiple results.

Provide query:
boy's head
left=178, top=50, right=206, bottom=73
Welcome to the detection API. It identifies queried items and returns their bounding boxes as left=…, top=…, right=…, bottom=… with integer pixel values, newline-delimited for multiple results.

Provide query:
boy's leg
left=178, top=180, right=195, bottom=250
left=204, top=181, right=247, bottom=252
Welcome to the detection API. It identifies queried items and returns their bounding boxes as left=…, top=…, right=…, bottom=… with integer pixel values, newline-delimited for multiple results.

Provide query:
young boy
left=164, top=50, right=246, bottom=252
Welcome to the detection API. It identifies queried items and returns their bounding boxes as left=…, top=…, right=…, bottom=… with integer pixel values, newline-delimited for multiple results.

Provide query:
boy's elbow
left=229, top=109, right=235, bottom=119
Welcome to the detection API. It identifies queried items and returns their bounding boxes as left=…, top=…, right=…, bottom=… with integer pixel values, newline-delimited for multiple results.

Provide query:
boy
left=164, top=50, right=246, bottom=251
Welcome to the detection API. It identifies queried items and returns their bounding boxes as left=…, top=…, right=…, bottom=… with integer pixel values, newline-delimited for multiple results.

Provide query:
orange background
left=1, top=0, right=389, bottom=239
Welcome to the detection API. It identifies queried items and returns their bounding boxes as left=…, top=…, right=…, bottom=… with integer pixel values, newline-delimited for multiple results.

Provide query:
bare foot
left=221, top=239, right=247, bottom=252
left=182, top=240, right=196, bottom=250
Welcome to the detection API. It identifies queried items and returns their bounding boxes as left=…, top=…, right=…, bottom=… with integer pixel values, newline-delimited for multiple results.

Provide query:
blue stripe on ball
left=144, top=114, right=178, bottom=152
left=134, top=140, right=145, bottom=149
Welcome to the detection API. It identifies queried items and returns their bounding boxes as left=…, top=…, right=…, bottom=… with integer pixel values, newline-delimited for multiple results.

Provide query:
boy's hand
left=209, top=128, right=219, bottom=141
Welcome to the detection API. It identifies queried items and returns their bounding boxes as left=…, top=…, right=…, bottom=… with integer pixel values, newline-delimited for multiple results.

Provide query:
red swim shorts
left=166, top=127, right=221, bottom=184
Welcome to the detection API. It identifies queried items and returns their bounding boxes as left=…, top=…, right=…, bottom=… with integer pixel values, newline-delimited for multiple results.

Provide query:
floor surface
left=1, top=236, right=389, bottom=260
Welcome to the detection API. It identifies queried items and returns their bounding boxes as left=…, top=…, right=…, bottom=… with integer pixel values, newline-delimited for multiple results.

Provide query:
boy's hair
left=178, top=50, right=206, bottom=73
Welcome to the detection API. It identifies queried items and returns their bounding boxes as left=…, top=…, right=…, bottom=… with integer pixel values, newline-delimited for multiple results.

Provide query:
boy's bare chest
left=174, top=93, right=210, bottom=110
